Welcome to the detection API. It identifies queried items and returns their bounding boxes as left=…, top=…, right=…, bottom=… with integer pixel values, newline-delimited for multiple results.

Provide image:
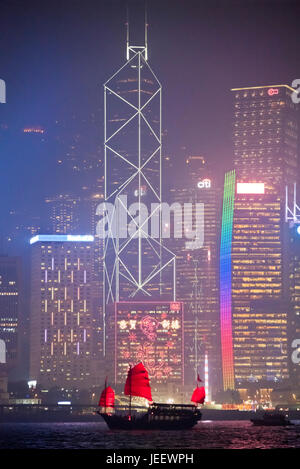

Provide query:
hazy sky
left=0, top=0, right=299, bottom=228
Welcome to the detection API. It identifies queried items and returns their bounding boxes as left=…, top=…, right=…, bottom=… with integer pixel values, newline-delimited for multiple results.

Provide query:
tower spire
left=126, top=4, right=130, bottom=60
left=102, top=15, right=176, bottom=310
left=145, top=2, right=148, bottom=61
left=125, top=1, right=148, bottom=62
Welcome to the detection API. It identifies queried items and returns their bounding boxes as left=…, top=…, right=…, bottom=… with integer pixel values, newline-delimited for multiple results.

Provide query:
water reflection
left=1, top=421, right=300, bottom=449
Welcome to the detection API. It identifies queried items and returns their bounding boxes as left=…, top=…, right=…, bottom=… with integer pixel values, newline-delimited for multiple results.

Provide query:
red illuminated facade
left=106, top=301, right=184, bottom=385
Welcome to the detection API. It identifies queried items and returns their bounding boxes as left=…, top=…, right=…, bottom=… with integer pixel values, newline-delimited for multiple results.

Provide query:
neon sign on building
left=29, top=234, right=94, bottom=244
left=220, top=170, right=236, bottom=390
left=107, top=301, right=184, bottom=385
left=197, top=178, right=211, bottom=189
left=268, top=88, right=279, bottom=96
left=236, top=182, right=265, bottom=194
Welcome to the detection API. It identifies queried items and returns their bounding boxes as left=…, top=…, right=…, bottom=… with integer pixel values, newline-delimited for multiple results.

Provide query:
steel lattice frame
left=285, top=183, right=300, bottom=223
left=102, top=45, right=176, bottom=349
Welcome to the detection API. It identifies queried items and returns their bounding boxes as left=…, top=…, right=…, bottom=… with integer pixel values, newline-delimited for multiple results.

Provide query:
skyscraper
left=232, top=184, right=289, bottom=386
left=0, top=256, right=22, bottom=377
left=45, top=194, right=80, bottom=235
left=228, top=85, right=299, bottom=389
left=170, top=156, right=222, bottom=395
left=29, top=235, right=102, bottom=390
left=103, top=44, right=175, bottom=304
left=287, top=223, right=300, bottom=390
left=232, top=85, right=298, bottom=189
left=106, top=301, right=184, bottom=387
left=103, top=24, right=180, bottom=388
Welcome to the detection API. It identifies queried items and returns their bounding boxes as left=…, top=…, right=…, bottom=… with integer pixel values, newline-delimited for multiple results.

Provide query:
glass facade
left=29, top=238, right=102, bottom=390
left=0, top=256, right=22, bottom=373
left=169, top=156, right=221, bottom=394
left=288, top=226, right=300, bottom=388
left=231, top=85, right=298, bottom=387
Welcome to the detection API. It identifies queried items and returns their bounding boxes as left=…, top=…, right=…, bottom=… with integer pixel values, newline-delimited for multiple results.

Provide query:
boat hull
left=251, top=413, right=293, bottom=426
left=98, top=404, right=202, bottom=430
left=251, top=419, right=292, bottom=427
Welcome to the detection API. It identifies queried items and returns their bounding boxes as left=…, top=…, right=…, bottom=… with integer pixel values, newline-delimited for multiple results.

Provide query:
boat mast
left=129, top=365, right=132, bottom=419
left=193, top=258, right=199, bottom=382
left=104, top=376, right=107, bottom=414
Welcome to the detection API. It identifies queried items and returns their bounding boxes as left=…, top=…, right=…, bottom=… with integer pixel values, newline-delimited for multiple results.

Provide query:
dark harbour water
left=1, top=421, right=300, bottom=449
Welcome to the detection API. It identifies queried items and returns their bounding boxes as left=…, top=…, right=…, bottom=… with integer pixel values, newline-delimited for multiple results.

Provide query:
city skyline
left=1, top=0, right=300, bottom=452
left=1, top=0, right=300, bottom=236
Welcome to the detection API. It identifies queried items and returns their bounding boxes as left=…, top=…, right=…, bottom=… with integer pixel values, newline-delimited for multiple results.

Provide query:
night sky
left=0, top=0, right=300, bottom=237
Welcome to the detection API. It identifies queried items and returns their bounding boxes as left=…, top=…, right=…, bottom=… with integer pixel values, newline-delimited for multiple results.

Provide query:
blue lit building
left=29, top=235, right=103, bottom=391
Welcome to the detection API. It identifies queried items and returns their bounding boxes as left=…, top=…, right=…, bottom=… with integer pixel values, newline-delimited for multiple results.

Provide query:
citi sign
left=0, top=79, right=6, bottom=103
left=197, top=178, right=211, bottom=189
left=268, top=88, right=279, bottom=96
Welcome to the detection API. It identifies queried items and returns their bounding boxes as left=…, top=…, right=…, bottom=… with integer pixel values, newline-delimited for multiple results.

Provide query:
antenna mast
left=125, top=1, right=148, bottom=61
left=126, top=5, right=130, bottom=60
left=145, top=2, right=148, bottom=61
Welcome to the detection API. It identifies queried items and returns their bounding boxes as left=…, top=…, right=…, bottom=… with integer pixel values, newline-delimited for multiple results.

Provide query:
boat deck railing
left=151, top=403, right=197, bottom=410
left=101, top=405, right=148, bottom=414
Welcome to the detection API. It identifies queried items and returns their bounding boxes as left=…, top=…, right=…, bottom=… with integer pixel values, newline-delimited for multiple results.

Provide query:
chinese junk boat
left=98, top=363, right=202, bottom=430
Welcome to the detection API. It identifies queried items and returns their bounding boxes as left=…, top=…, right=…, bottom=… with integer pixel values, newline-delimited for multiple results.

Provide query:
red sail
left=99, top=386, right=115, bottom=407
left=124, top=362, right=153, bottom=402
left=191, top=386, right=205, bottom=404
